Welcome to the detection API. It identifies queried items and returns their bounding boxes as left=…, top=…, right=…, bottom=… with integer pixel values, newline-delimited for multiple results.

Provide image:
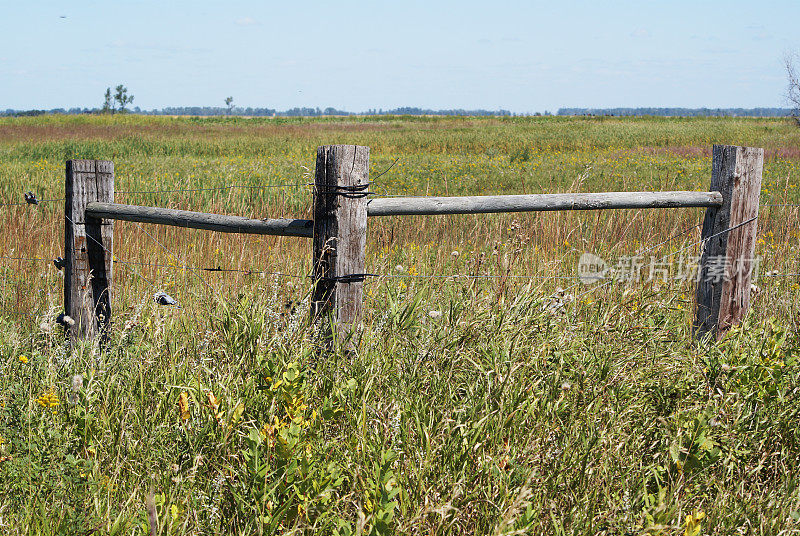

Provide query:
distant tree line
left=153, top=106, right=278, bottom=116
left=0, top=106, right=514, bottom=118
left=2, top=106, right=796, bottom=118
left=360, top=107, right=513, bottom=116
left=2, top=108, right=97, bottom=116
left=556, top=107, right=795, bottom=117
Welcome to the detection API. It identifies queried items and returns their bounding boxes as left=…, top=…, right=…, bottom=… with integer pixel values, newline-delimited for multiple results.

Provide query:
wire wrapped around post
left=311, top=145, right=370, bottom=347
left=694, top=145, right=763, bottom=341
left=64, top=159, right=114, bottom=345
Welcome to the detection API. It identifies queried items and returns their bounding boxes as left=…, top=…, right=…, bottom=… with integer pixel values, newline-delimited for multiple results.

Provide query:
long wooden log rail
left=85, top=202, right=314, bottom=237
left=63, top=144, right=761, bottom=345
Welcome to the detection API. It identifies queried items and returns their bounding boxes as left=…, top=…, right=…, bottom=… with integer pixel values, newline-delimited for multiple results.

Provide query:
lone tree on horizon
left=113, top=85, right=134, bottom=113
left=225, top=96, right=234, bottom=114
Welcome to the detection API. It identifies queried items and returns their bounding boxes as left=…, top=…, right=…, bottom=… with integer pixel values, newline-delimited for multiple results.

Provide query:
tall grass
left=0, top=115, right=799, bottom=534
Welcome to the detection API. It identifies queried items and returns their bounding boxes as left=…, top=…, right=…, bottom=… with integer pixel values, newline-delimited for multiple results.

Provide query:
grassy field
left=0, top=114, right=799, bottom=534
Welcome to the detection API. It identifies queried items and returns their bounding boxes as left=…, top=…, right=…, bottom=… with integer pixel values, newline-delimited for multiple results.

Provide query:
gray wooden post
left=64, top=160, right=114, bottom=344
left=311, top=145, right=369, bottom=340
left=694, top=145, right=763, bottom=340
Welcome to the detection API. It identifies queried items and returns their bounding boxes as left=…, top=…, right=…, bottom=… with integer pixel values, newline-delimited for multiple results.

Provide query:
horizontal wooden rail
left=85, top=202, right=314, bottom=238
left=366, top=191, right=723, bottom=217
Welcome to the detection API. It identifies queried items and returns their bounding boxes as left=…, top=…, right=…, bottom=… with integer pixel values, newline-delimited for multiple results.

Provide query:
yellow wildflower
left=18, top=355, right=28, bottom=364
left=36, top=391, right=59, bottom=409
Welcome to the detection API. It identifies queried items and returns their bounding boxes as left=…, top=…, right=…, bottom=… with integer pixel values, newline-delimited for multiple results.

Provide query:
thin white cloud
left=235, top=17, right=259, bottom=26
left=630, top=28, right=650, bottom=38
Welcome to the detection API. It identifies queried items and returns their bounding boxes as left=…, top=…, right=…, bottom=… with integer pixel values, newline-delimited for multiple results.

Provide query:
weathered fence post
left=64, top=160, right=114, bottom=344
left=694, top=145, right=763, bottom=340
left=311, top=145, right=369, bottom=342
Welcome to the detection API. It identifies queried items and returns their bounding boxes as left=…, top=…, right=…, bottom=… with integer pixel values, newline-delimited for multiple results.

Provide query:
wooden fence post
left=311, top=145, right=369, bottom=342
left=64, top=160, right=114, bottom=344
left=694, top=145, right=763, bottom=340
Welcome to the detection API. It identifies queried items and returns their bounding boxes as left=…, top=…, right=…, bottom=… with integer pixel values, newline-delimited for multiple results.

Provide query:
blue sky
left=1, top=0, right=799, bottom=113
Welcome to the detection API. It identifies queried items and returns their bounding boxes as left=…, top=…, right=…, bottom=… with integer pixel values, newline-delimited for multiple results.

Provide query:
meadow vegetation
left=0, top=114, right=799, bottom=534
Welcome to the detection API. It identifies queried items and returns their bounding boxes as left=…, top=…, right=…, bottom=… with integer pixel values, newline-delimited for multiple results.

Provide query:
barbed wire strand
left=0, top=198, right=65, bottom=207
left=572, top=215, right=759, bottom=303
left=0, top=255, right=52, bottom=262
left=130, top=221, right=223, bottom=301
left=2, top=182, right=306, bottom=208
left=62, top=213, right=158, bottom=288
left=371, top=274, right=578, bottom=280
left=659, top=216, right=757, bottom=262
left=363, top=222, right=703, bottom=290
left=371, top=158, right=400, bottom=181
left=0, top=250, right=303, bottom=280
left=61, top=215, right=210, bottom=328
left=114, top=258, right=304, bottom=279
left=116, top=183, right=306, bottom=195
left=542, top=221, right=704, bottom=302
